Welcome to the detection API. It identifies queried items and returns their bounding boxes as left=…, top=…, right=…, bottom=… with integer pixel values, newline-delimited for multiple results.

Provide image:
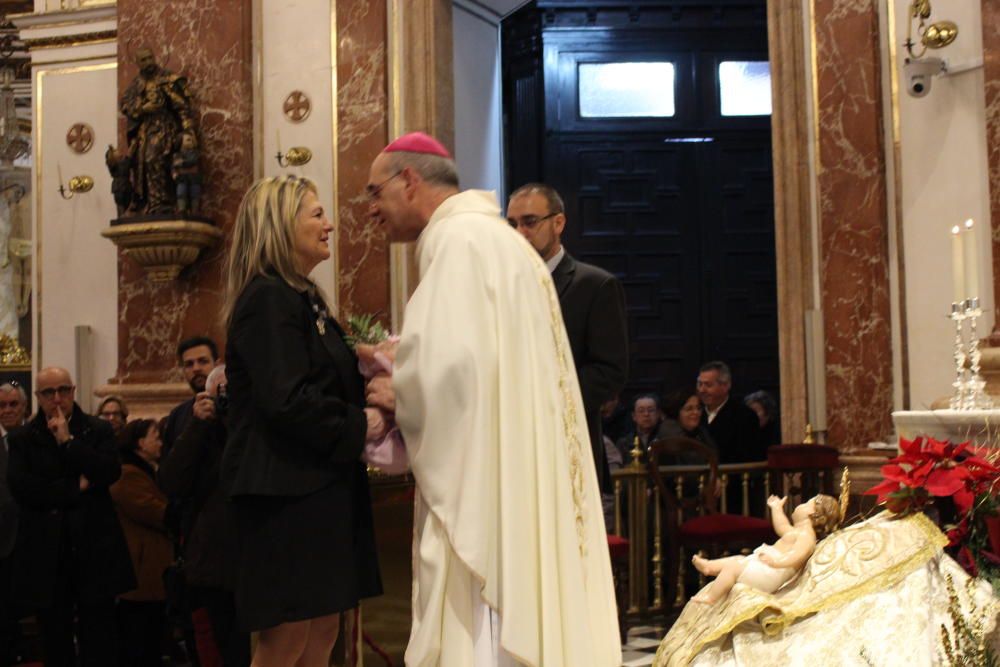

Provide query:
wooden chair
left=648, top=436, right=775, bottom=608
left=767, top=444, right=840, bottom=508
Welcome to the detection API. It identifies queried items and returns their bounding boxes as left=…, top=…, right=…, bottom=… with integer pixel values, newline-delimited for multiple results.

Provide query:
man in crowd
left=163, top=336, right=220, bottom=454
left=615, top=393, right=662, bottom=465
left=95, top=395, right=129, bottom=436
left=0, top=381, right=26, bottom=667
left=363, top=133, right=620, bottom=666
left=159, top=365, right=249, bottom=666
left=506, top=183, right=628, bottom=494
left=6, top=367, right=135, bottom=666
left=697, top=360, right=766, bottom=463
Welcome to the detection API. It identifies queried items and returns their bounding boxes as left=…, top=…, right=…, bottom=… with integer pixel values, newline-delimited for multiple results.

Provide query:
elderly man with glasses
left=6, top=367, right=135, bottom=667
left=507, top=183, right=629, bottom=497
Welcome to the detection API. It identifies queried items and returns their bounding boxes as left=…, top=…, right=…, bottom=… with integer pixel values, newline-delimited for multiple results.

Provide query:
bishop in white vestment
left=364, top=133, right=622, bottom=667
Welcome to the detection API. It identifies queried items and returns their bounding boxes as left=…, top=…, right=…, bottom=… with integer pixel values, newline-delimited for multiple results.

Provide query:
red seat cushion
left=679, top=514, right=774, bottom=544
left=606, top=534, right=630, bottom=560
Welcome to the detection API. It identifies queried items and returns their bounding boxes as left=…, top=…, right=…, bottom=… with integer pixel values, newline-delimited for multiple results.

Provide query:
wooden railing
left=610, top=461, right=771, bottom=617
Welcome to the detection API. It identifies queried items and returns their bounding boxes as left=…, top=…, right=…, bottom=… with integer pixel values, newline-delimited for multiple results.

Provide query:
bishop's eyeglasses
left=365, top=171, right=403, bottom=201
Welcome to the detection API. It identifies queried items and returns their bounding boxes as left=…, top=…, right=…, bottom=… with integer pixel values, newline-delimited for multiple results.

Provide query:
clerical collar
left=706, top=397, right=728, bottom=424
left=546, top=247, right=565, bottom=273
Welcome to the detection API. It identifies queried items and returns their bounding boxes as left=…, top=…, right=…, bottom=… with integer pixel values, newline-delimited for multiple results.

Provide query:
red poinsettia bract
left=865, top=436, right=999, bottom=516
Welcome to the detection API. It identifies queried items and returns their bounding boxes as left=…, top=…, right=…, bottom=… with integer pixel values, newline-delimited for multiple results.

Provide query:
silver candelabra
left=950, top=298, right=994, bottom=410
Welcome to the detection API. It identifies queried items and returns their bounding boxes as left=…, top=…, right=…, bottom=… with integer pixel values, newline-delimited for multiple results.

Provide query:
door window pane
left=579, top=62, right=675, bottom=118
left=719, top=61, right=772, bottom=116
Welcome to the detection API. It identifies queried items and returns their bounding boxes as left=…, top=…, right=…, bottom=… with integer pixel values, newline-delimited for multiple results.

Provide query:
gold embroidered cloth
left=655, top=512, right=998, bottom=666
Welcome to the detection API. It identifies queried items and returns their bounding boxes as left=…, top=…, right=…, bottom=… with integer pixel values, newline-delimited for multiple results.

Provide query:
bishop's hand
left=364, top=407, right=388, bottom=441
left=365, top=374, right=395, bottom=413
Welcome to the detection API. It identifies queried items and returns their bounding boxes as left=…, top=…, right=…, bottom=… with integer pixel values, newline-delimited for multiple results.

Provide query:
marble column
left=113, top=0, right=253, bottom=386
left=983, top=0, right=1000, bottom=324
left=768, top=0, right=815, bottom=444
left=813, top=0, right=894, bottom=450
left=336, top=1, right=391, bottom=319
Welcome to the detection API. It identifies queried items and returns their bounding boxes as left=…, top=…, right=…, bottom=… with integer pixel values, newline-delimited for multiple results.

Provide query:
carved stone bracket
left=101, top=219, right=223, bottom=282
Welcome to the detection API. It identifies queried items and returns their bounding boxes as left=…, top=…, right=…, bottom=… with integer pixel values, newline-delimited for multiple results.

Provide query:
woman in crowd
left=220, top=175, right=383, bottom=667
left=110, top=418, right=173, bottom=667
left=658, top=390, right=717, bottom=454
left=745, top=390, right=781, bottom=446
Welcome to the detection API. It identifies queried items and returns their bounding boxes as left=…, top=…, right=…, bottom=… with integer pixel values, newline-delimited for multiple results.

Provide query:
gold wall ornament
left=921, top=21, right=957, bottom=50
left=57, top=175, right=94, bottom=199
left=282, top=90, right=311, bottom=123
left=904, top=0, right=958, bottom=59
left=66, top=123, right=94, bottom=154
left=0, top=333, right=30, bottom=367
left=275, top=146, right=312, bottom=167
left=101, top=219, right=223, bottom=282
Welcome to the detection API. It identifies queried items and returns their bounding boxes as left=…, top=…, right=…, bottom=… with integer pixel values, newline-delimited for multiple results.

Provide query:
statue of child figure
left=171, top=132, right=201, bottom=215
left=691, top=494, right=842, bottom=604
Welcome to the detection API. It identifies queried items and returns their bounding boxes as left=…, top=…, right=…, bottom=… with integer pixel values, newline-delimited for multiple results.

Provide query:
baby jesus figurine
left=690, top=493, right=842, bottom=604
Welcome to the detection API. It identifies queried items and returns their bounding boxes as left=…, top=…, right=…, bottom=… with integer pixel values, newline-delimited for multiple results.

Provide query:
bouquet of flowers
left=866, top=436, right=1000, bottom=582
left=345, top=313, right=408, bottom=475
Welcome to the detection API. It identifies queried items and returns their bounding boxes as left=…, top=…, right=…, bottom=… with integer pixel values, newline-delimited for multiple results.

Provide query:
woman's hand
left=767, top=495, right=787, bottom=510
left=364, top=408, right=388, bottom=441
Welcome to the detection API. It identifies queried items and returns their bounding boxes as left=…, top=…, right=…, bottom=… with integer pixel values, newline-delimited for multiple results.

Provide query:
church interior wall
left=34, top=61, right=119, bottom=408
left=255, top=0, right=339, bottom=309
left=25, top=24, right=119, bottom=411
left=11, top=0, right=998, bottom=435
left=893, top=0, right=993, bottom=410
left=452, top=0, right=504, bottom=194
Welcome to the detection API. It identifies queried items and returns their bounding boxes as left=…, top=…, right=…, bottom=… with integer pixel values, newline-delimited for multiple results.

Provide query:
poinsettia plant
left=866, top=436, right=1000, bottom=582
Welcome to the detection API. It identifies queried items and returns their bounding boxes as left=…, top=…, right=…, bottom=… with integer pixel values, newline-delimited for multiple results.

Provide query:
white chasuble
left=394, top=191, right=621, bottom=667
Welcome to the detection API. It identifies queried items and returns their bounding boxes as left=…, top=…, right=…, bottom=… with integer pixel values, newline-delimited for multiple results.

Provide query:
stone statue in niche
left=117, top=46, right=197, bottom=217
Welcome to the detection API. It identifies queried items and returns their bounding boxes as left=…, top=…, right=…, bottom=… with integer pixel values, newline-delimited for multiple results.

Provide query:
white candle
left=964, top=218, right=979, bottom=301
left=952, top=224, right=964, bottom=304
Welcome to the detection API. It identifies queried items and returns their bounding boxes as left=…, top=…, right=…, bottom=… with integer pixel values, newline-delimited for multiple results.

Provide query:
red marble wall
left=814, top=0, right=894, bottom=449
left=336, top=1, right=390, bottom=318
left=115, top=0, right=253, bottom=383
left=984, top=0, right=1000, bottom=324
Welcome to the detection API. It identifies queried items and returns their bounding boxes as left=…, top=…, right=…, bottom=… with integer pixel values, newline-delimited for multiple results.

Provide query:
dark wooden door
left=503, top=1, right=777, bottom=401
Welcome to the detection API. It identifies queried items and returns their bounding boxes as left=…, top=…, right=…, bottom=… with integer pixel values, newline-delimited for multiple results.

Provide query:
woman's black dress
left=222, top=274, right=382, bottom=631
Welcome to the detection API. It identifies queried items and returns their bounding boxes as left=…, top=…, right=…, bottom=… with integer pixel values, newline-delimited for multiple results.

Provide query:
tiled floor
left=621, top=624, right=668, bottom=667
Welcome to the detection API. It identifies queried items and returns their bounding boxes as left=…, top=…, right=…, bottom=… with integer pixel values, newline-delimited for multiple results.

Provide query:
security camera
left=904, top=56, right=946, bottom=98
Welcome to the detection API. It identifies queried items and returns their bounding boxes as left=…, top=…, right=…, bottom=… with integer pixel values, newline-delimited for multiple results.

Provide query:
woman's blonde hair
left=222, top=175, right=324, bottom=328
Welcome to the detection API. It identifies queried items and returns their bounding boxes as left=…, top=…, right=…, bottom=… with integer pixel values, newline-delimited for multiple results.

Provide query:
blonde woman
left=220, top=176, right=383, bottom=667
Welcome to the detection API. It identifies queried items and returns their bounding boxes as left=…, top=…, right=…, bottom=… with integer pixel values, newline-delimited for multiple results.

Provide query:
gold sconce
left=275, top=146, right=312, bottom=168
left=905, top=0, right=957, bottom=59
left=57, top=175, right=94, bottom=200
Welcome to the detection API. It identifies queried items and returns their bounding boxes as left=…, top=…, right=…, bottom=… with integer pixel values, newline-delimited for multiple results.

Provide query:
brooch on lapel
left=312, top=303, right=327, bottom=336
left=307, top=288, right=329, bottom=336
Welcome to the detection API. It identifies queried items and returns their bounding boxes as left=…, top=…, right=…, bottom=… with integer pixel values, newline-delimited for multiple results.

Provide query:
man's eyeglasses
left=365, top=171, right=403, bottom=201
left=37, top=385, right=74, bottom=399
left=507, top=213, right=557, bottom=230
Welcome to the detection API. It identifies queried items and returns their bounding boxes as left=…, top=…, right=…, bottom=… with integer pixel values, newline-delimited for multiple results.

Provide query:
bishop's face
left=367, top=153, right=420, bottom=243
